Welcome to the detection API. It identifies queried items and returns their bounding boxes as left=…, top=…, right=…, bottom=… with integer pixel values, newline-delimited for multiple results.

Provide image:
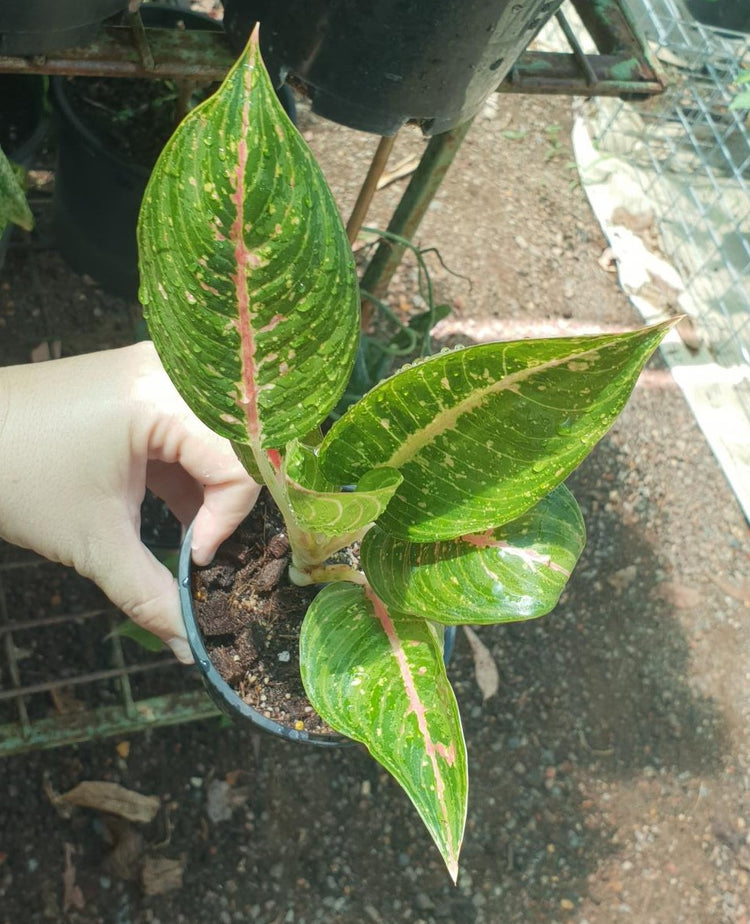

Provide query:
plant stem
left=289, top=563, right=367, bottom=587
left=234, top=440, right=358, bottom=581
left=174, top=80, right=196, bottom=126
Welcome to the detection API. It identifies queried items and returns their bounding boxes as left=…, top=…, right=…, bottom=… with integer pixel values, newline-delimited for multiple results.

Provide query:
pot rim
left=178, top=521, right=348, bottom=747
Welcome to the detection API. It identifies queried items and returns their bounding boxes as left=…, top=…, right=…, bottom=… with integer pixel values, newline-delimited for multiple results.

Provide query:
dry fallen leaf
left=462, top=626, right=500, bottom=702
left=376, top=154, right=420, bottom=190
left=141, top=854, right=186, bottom=896
left=102, top=817, right=145, bottom=882
left=62, top=843, right=85, bottom=912
left=57, top=781, right=160, bottom=823
left=49, top=686, right=85, bottom=715
left=224, top=769, right=246, bottom=787
left=597, top=247, right=617, bottom=273
left=206, top=779, right=250, bottom=824
left=116, top=740, right=131, bottom=760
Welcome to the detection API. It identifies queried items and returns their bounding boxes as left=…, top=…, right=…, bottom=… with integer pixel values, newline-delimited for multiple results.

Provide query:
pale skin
left=0, top=342, right=260, bottom=662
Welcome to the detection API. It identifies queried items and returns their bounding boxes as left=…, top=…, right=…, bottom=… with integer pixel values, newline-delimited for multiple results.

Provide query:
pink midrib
left=462, top=530, right=571, bottom=576
left=366, top=588, right=459, bottom=873
left=229, top=72, right=261, bottom=443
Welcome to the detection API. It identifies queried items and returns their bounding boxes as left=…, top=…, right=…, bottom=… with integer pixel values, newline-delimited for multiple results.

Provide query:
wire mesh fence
left=584, top=0, right=750, bottom=417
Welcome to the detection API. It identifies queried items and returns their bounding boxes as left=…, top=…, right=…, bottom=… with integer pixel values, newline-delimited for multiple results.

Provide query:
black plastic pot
left=0, top=0, right=128, bottom=56
left=50, top=6, right=223, bottom=299
left=179, top=521, right=457, bottom=745
left=51, top=5, right=297, bottom=299
left=0, top=75, right=48, bottom=274
left=179, top=522, right=345, bottom=747
left=685, top=0, right=750, bottom=34
left=257, top=0, right=566, bottom=135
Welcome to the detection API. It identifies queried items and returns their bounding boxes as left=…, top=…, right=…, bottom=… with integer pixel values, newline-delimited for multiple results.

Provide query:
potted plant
left=137, top=31, right=673, bottom=878
left=0, top=74, right=47, bottom=273
left=51, top=4, right=225, bottom=298
left=685, top=0, right=750, bottom=35
left=255, top=0, right=568, bottom=135
left=51, top=4, right=297, bottom=298
left=0, top=145, right=33, bottom=242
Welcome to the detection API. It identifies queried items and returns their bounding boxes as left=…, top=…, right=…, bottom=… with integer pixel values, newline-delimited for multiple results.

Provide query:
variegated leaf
left=138, top=30, right=360, bottom=451
left=360, top=484, right=584, bottom=624
left=285, top=443, right=402, bottom=538
left=300, top=583, right=467, bottom=881
left=0, top=146, right=33, bottom=234
left=319, top=323, right=672, bottom=539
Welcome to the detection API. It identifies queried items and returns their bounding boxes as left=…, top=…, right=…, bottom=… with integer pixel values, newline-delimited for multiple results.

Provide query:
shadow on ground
left=0, top=420, right=728, bottom=924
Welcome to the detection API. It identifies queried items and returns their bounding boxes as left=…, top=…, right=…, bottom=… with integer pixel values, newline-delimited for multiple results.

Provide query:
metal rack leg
left=360, top=117, right=475, bottom=303
left=346, top=135, right=397, bottom=245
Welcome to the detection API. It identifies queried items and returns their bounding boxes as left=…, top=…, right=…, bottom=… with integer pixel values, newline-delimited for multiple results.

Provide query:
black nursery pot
left=0, top=0, right=128, bottom=56
left=258, top=0, right=565, bottom=135
left=0, top=74, right=48, bottom=274
left=685, top=0, right=750, bottom=34
left=178, top=522, right=346, bottom=747
left=50, top=5, right=223, bottom=299
left=179, top=522, right=457, bottom=746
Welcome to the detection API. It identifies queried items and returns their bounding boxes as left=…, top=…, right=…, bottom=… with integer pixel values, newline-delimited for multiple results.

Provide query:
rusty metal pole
left=346, top=134, right=397, bottom=245
left=360, top=116, right=474, bottom=309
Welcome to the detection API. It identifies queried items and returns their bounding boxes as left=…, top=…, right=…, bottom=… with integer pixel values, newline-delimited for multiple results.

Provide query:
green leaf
left=110, top=620, right=165, bottom=653
left=138, top=30, right=360, bottom=451
left=361, top=484, right=585, bottom=624
left=0, top=145, right=33, bottom=234
left=300, top=583, right=467, bottom=881
left=729, top=89, right=750, bottom=110
left=285, top=442, right=402, bottom=538
left=319, top=322, right=672, bottom=540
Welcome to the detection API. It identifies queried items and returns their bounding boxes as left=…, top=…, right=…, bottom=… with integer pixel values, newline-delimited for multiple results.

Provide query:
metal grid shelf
left=0, top=550, right=218, bottom=756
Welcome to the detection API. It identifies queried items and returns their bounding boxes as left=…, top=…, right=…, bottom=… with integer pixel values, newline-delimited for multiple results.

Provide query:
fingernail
left=191, top=543, right=213, bottom=567
left=167, top=636, right=194, bottom=664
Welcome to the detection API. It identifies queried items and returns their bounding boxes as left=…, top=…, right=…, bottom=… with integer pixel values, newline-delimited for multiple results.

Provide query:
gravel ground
left=1, top=67, right=749, bottom=924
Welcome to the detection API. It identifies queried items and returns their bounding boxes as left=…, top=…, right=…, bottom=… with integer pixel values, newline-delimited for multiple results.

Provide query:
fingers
left=81, top=521, right=194, bottom=663
left=146, top=460, right=203, bottom=527
left=191, top=479, right=261, bottom=566
left=128, top=343, right=261, bottom=567
left=146, top=459, right=260, bottom=566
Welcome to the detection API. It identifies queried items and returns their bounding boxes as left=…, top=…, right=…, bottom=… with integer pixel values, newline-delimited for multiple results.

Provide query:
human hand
left=0, top=342, right=260, bottom=662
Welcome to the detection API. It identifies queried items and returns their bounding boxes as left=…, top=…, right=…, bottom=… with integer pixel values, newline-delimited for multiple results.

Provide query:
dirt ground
left=1, top=46, right=750, bottom=924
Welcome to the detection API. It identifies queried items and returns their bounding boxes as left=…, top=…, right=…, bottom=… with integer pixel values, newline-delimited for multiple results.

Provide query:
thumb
left=190, top=480, right=261, bottom=566
left=86, top=526, right=194, bottom=664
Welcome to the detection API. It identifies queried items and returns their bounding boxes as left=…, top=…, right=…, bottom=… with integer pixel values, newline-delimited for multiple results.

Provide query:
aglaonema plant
left=0, top=145, right=33, bottom=237
left=137, top=30, right=672, bottom=881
